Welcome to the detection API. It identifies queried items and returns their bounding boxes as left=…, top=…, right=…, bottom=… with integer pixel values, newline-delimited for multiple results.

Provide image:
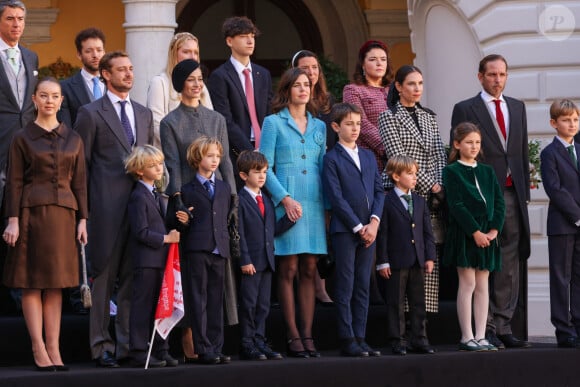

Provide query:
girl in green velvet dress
left=443, top=122, right=505, bottom=352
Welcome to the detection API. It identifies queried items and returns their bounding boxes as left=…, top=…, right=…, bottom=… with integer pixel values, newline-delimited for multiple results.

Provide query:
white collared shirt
left=107, top=91, right=136, bottom=139
left=229, top=56, right=257, bottom=141
left=81, top=68, right=105, bottom=99
left=243, top=186, right=262, bottom=204
left=338, top=142, right=361, bottom=171
left=480, top=89, right=510, bottom=136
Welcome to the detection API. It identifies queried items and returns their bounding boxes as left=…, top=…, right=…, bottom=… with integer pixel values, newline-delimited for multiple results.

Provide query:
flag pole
left=145, top=320, right=159, bottom=369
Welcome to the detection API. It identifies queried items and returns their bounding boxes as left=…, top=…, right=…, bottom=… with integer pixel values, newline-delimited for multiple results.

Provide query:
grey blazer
left=0, top=46, right=38, bottom=204
left=74, top=95, right=154, bottom=276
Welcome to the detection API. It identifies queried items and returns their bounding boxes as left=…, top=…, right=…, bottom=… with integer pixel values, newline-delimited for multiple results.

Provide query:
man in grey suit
left=75, top=51, right=154, bottom=367
left=451, top=54, right=531, bottom=349
left=0, top=0, right=37, bottom=205
left=0, top=0, right=38, bottom=312
left=59, top=27, right=106, bottom=128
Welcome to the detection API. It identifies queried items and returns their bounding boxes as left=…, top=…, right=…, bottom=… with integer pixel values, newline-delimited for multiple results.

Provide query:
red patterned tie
left=243, top=68, right=261, bottom=149
left=256, top=195, right=265, bottom=217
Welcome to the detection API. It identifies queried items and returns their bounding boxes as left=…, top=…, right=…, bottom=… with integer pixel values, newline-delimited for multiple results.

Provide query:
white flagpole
left=145, top=320, right=159, bottom=369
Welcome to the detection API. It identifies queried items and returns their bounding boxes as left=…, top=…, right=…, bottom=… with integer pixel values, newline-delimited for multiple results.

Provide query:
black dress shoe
left=256, top=343, right=283, bottom=359
left=557, top=336, right=578, bottom=348
left=485, top=332, right=505, bottom=350
left=408, top=344, right=436, bottom=354
left=198, top=353, right=220, bottom=365
left=158, top=353, right=179, bottom=367
left=391, top=344, right=407, bottom=356
left=498, top=334, right=531, bottom=348
left=240, top=347, right=267, bottom=360
left=340, top=340, right=369, bottom=357
left=130, top=355, right=166, bottom=368
left=217, top=353, right=231, bottom=364
left=357, top=339, right=381, bottom=357
left=96, top=351, right=120, bottom=368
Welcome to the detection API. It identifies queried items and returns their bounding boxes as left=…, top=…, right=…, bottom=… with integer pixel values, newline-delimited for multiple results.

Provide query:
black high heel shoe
left=302, top=338, right=321, bottom=358
left=286, top=338, right=309, bottom=358
left=34, top=362, right=56, bottom=372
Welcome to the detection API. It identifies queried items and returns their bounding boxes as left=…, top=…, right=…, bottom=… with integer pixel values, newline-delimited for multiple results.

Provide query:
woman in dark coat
left=3, top=77, right=88, bottom=370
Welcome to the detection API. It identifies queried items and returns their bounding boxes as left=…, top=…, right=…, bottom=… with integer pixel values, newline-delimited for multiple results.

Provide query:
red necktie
left=243, top=68, right=261, bottom=149
left=493, top=99, right=506, bottom=140
left=493, top=99, right=512, bottom=186
left=256, top=195, right=265, bottom=217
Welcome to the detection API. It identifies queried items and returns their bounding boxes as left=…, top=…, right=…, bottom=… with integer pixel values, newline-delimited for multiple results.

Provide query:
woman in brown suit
left=2, top=77, right=88, bottom=371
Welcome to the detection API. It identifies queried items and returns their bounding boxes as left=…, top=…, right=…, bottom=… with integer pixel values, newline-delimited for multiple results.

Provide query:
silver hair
left=0, top=1, right=26, bottom=17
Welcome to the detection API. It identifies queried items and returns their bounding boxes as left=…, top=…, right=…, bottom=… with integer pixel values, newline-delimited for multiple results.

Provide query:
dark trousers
left=488, top=189, right=522, bottom=335
left=382, top=263, right=428, bottom=347
left=548, top=233, right=580, bottom=341
left=332, top=232, right=374, bottom=339
left=186, top=251, right=225, bottom=355
left=129, top=267, right=169, bottom=361
left=239, top=269, right=272, bottom=348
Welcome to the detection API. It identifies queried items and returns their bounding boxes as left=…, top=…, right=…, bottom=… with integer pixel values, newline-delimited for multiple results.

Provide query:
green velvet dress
left=442, top=161, right=505, bottom=271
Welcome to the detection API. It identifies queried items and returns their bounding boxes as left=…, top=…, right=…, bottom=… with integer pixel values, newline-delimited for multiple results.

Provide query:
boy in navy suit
left=322, top=103, right=385, bottom=357
left=377, top=155, right=436, bottom=356
left=176, top=136, right=232, bottom=365
left=540, top=99, right=580, bottom=348
left=125, top=145, right=180, bottom=367
left=236, top=150, right=283, bottom=360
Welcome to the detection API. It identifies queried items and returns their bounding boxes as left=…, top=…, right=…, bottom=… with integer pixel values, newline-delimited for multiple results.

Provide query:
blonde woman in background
left=147, top=32, right=213, bottom=148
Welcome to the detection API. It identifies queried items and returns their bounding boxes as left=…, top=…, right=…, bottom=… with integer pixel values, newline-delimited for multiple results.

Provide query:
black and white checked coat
left=377, top=101, right=446, bottom=312
left=378, top=102, right=447, bottom=197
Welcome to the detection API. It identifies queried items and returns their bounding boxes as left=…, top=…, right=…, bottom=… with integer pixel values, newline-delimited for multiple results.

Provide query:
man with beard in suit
left=75, top=50, right=154, bottom=367
left=451, top=54, right=531, bottom=350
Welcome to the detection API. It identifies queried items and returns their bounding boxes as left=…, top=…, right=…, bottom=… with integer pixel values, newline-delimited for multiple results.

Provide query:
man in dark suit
left=451, top=54, right=531, bottom=349
left=59, top=27, right=106, bottom=128
left=0, top=0, right=37, bottom=312
left=75, top=51, right=154, bottom=367
left=236, top=150, right=282, bottom=360
left=207, top=16, right=272, bottom=189
left=322, top=103, right=385, bottom=358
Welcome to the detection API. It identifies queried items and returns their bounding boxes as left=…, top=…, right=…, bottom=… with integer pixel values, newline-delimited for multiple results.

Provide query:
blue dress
left=259, top=108, right=328, bottom=256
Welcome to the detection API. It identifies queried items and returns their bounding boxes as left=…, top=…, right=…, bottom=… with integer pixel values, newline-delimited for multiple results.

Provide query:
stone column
left=122, top=0, right=178, bottom=105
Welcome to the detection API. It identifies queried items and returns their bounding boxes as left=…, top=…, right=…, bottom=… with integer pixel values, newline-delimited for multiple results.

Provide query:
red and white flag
left=154, top=243, right=184, bottom=340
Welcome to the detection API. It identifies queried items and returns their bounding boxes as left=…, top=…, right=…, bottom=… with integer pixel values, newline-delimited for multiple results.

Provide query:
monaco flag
left=154, top=243, right=184, bottom=340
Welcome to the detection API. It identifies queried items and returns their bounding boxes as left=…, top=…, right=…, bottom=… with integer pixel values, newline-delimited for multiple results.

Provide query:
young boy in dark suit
left=376, top=155, right=436, bottom=356
left=236, top=150, right=284, bottom=360
left=176, top=136, right=232, bottom=365
left=540, top=99, right=580, bottom=348
left=322, top=103, right=385, bottom=357
left=125, top=145, right=180, bottom=368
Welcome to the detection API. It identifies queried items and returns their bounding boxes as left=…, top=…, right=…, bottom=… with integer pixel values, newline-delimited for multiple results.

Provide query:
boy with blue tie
left=540, top=99, right=580, bottom=348
left=125, top=145, right=180, bottom=367
left=236, top=150, right=285, bottom=360
left=322, top=103, right=385, bottom=357
left=176, top=136, right=232, bottom=364
left=376, top=155, right=436, bottom=355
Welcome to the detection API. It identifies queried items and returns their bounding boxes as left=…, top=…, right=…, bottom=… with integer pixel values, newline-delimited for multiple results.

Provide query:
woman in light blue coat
left=260, top=68, right=327, bottom=357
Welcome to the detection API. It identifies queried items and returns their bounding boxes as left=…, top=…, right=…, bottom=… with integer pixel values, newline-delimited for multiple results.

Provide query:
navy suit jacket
left=451, top=94, right=530, bottom=259
left=237, top=189, right=275, bottom=271
left=541, top=138, right=580, bottom=236
left=207, top=60, right=272, bottom=155
left=127, top=182, right=168, bottom=269
left=74, top=95, right=154, bottom=275
left=376, top=189, right=435, bottom=269
left=179, top=178, right=231, bottom=258
left=322, top=144, right=384, bottom=235
left=60, top=71, right=98, bottom=128
left=0, top=45, right=37, bottom=203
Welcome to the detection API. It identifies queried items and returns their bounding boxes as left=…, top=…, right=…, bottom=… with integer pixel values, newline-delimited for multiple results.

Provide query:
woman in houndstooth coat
left=377, top=65, right=447, bottom=313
